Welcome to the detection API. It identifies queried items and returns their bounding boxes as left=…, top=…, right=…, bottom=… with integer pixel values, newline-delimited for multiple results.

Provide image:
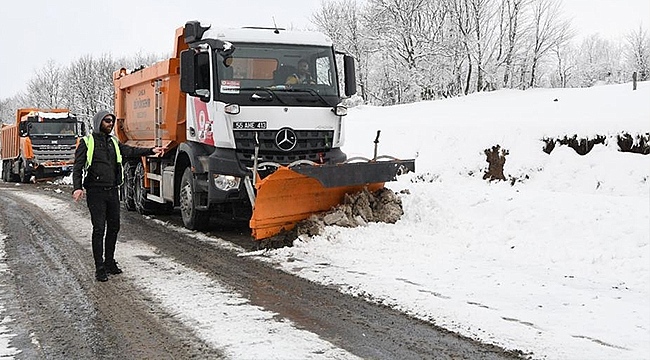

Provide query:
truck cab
left=179, top=24, right=357, bottom=170
left=1, top=109, right=85, bottom=183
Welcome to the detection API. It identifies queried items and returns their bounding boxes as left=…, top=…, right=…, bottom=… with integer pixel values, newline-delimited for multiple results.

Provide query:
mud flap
left=249, top=159, right=415, bottom=240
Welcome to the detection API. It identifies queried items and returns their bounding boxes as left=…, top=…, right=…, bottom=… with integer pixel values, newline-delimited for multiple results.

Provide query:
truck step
left=147, top=173, right=162, bottom=181
left=146, top=194, right=164, bottom=203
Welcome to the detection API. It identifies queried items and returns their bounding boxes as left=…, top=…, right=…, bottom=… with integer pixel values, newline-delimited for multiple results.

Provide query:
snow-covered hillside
left=253, top=82, right=650, bottom=359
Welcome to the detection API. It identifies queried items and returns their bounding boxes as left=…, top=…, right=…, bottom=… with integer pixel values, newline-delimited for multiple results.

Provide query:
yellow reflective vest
left=83, top=134, right=124, bottom=185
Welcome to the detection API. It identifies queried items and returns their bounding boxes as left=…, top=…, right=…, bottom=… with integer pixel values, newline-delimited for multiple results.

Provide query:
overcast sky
left=1, top=0, right=649, bottom=99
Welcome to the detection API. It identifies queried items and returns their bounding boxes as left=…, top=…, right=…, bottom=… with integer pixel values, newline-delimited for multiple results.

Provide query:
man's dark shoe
left=105, top=260, right=123, bottom=275
left=95, top=266, right=108, bottom=282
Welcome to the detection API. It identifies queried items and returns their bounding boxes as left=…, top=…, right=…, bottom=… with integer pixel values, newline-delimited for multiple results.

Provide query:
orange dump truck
left=1, top=108, right=85, bottom=182
left=114, top=21, right=414, bottom=240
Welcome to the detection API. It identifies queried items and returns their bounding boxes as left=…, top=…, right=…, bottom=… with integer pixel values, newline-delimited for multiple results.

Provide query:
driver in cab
left=286, top=59, right=316, bottom=85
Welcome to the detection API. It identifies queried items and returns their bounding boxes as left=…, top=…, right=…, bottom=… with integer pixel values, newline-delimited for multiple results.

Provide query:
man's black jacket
left=73, top=132, right=153, bottom=190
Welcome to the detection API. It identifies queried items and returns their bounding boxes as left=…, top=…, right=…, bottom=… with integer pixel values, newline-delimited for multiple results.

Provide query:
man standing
left=72, top=110, right=164, bottom=282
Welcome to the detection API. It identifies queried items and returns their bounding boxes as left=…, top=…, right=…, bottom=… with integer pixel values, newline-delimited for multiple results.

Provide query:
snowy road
left=0, top=182, right=522, bottom=359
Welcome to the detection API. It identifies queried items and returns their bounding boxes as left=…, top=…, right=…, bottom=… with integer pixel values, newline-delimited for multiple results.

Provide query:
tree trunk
left=465, top=56, right=472, bottom=95
left=503, top=59, right=511, bottom=88
left=529, top=57, right=538, bottom=88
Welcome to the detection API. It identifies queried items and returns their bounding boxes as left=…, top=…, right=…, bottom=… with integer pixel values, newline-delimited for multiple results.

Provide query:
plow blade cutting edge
left=249, top=159, right=415, bottom=240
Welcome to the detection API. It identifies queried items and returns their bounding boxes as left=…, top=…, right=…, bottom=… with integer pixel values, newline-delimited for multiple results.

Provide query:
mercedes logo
left=275, top=128, right=297, bottom=151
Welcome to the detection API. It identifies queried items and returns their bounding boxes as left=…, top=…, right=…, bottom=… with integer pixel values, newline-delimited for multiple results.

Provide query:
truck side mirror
left=180, top=49, right=211, bottom=102
left=19, top=121, right=29, bottom=137
left=77, top=121, right=86, bottom=136
left=343, top=55, right=357, bottom=97
left=180, top=49, right=197, bottom=94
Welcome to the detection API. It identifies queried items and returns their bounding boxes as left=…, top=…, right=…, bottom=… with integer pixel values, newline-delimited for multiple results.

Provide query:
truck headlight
left=333, top=105, right=347, bottom=116
left=224, top=103, right=240, bottom=115
left=213, top=174, right=240, bottom=191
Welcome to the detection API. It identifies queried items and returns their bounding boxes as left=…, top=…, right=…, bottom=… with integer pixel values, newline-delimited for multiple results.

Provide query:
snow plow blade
left=249, top=159, right=415, bottom=240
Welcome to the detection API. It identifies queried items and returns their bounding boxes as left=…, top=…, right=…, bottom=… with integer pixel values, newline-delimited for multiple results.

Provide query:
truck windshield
left=27, top=121, right=77, bottom=135
left=216, top=43, right=339, bottom=98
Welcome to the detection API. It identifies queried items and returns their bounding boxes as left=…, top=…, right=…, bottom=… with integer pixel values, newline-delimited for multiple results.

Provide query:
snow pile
left=296, top=188, right=405, bottom=237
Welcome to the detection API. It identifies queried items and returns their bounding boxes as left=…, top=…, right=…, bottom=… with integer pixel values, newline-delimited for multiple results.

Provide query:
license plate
left=233, top=121, right=267, bottom=130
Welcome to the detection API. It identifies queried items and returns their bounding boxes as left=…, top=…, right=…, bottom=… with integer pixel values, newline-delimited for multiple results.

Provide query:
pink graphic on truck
left=193, top=97, right=214, bottom=146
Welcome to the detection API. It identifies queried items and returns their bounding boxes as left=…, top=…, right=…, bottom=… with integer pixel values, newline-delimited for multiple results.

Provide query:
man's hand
left=72, top=189, right=84, bottom=202
left=152, top=146, right=166, bottom=157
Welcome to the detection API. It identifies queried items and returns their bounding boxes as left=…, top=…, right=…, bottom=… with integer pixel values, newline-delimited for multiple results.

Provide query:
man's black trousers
left=86, top=187, right=120, bottom=268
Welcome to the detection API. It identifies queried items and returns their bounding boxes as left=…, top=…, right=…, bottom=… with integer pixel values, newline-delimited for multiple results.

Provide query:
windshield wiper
left=235, top=86, right=330, bottom=106
left=283, top=87, right=330, bottom=106
left=238, top=87, right=287, bottom=105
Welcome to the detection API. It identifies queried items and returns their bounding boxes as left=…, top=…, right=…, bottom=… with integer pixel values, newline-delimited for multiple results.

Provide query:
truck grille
left=31, top=138, right=77, bottom=165
left=234, top=129, right=334, bottom=166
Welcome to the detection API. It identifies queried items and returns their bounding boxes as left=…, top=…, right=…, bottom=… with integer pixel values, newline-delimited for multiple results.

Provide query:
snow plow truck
left=113, top=20, right=415, bottom=240
left=1, top=108, right=85, bottom=183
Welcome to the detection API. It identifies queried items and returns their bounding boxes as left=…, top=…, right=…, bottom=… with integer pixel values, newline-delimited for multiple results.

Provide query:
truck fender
left=175, top=141, right=212, bottom=173
left=172, top=141, right=212, bottom=205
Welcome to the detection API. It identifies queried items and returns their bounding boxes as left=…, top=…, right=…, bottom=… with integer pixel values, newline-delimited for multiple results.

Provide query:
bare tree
left=449, top=0, right=501, bottom=94
left=437, top=21, right=467, bottom=98
left=0, top=97, right=18, bottom=124
left=625, top=25, right=650, bottom=81
left=312, top=0, right=372, bottom=101
left=2, top=51, right=163, bottom=123
left=468, top=0, right=498, bottom=92
left=495, top=0, right=528, bottom=88
left=24, top=60, right=66, bottom=109
left=571, top=34, right=627, bottom=87
left=550, top=41, right=576, bottom=87
left=450, top=0, right=474, bottom=95
left=66, top=54, right=122, bottom=128
left=525, top=0, right=571, bottom=88
left=365, top=0, right=450, bottom=103
left=95, top=54, right=120, bottom=111
left=66, top=54, right=101, bottom=120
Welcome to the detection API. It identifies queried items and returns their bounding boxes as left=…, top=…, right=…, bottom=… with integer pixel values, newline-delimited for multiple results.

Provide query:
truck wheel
left=180, top=167, right=209, bottom=230
left=134, top=162, right=157, bottom=215
left=1, top=161, right=8, bottom=182
left=18, top=161, right=30, bottom=183
left=7, top=161, right=19, bottom=182
left=123, top=162, right=136, bottom=211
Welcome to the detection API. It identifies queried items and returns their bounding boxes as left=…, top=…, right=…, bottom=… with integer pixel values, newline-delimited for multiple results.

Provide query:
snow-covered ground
left=0, top=235, right=21, bottom=358
left=260, top=81, right=650, bottom=359
left=1, top=81, right=649, bottom=359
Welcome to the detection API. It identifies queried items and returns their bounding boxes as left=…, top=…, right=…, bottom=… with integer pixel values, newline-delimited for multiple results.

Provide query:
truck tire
left=134, top=162, right=158, bottom=215
left=2, top=161, right=9, bottom=182
left=123, top=162, right=136, bottom=211
left=6, top=161, right=19, bottom=182
left=180, top=167, right=209, bottom=230
left=18, top=161, right=31, bottom=183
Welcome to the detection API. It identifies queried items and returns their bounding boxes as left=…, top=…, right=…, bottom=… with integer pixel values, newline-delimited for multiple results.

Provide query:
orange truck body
left=114, top=59, right=184, bottom=151
left=114, top=28, right=188, bottom=152
left=1, top=108, right=83, bottom=182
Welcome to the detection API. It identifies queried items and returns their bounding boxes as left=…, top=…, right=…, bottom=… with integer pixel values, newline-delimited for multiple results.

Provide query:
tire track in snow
left=11, top=191, right=359, bottom=359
